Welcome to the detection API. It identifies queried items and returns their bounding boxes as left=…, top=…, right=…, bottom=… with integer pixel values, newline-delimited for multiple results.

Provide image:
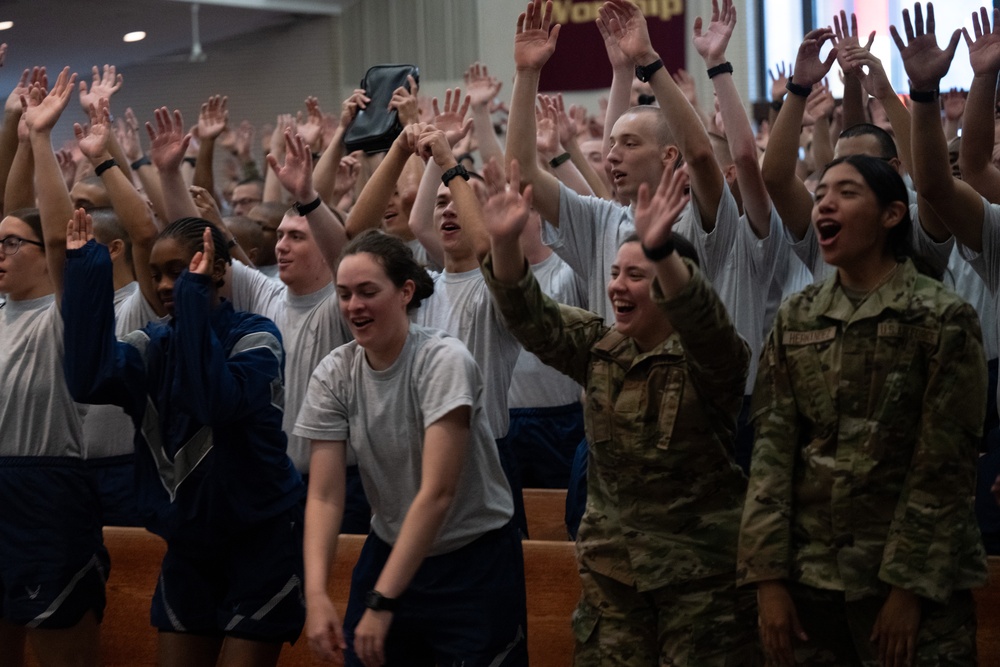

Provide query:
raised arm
left=892, top=2, right=984, bottom=250
left=417, top=125, right=489, bottom=261
left=344, top=123, right=421, bottom=239
left=118, top=107, right=168, bottom=226
left=761, top=29, right=837, bottom=240
left=263, top=114, right=294, bottom=203
left=694, top=0, right=771, bottom=237
left=597, top=10, right=635, bottom=155
left=314, top=89, right=366, bottom=207
left=832, top=11, right=875, bottom=131
left=633, top=162, right=692, bottom=296
left=506, top=0, right=564, bottom=224
left=959, top=7, right=1000, bottom=203
left=0, top=66, right=40, bottom=214
left=79, top=64, right=134, bottom=185
left=604, top=0, right=724, bottom=229
left=75, top=97, right=160, bottom=313
left=536, top=95, right=593, bottom=197
left=193, top=94, right=228, bottom=201
left=409, top=92, right=473, bottom=263
left=267, top=130, right=347, bottom=270
left=25, top=67, right=78, bottom=303
left=5, top=109, right=33, bottom=214
left=464, top=62, right=505, bottom=170
left=146, top=107, right=200, bottom=223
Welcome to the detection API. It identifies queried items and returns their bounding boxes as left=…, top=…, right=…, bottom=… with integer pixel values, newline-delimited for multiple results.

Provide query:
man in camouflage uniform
left=740, top=257, right=989, bottom=665
left=484, top=241, right=757, bottom=666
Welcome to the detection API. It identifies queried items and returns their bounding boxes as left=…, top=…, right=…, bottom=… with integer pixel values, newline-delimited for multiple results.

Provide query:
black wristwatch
left=365, top=589, right=399, bottom=612
left=634, top=58, right=664, bottom=83
left=441, top=164, right=470, bottom=187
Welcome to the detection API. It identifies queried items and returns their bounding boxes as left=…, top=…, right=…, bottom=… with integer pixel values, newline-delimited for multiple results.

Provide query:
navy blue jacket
left=63, top=240, right=303, bottom=547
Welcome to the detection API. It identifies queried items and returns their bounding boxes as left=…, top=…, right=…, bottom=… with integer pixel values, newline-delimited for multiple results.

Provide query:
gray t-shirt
left=508, top=252, right=586, bottom=409
left=82, top=282, right=161, bottom=459
left=957, top=199, right=1000, bottom=404
left=544, top=182, right=736, bottom=322
left=413, top=267, right=521, bottom=439
left=1, top=295, right=87, bottom=457
left=231, top=261, right=351, bottom=471
left=294, top=324, right=513, bottom=554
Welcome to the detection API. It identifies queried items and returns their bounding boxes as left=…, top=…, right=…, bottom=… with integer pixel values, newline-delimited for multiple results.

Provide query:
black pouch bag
left=343, top=64, right=420, bottom=154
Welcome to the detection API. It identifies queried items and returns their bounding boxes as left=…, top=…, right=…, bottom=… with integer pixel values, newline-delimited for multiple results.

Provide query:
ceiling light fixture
left=123, top=31, right=146, bottom=43
left=0, top=22, right=13, bottom=31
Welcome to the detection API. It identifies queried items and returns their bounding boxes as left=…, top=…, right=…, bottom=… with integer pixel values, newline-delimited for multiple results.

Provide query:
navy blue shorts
left=343, top=522, right=528, bottom=666
left=0, top=457, right=109, bottom=629
left=151, top=503, right=305, bottom=644
left=506, top=403, right=585, bottom=488
left=85, top=454, right=141, bottom=527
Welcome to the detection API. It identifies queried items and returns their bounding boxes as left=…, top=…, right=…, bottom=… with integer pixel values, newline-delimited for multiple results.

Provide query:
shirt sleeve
left=482, top=252, right=608, bottom=387
left=293, top=351, right=351, bottom=442
left=416, top=337, right=480, bottom=427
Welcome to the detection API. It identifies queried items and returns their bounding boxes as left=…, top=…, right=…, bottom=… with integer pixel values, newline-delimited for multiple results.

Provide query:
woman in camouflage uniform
left=483, top=159, right=757, bottom=666
left=740, top=155, right=989, bottom=667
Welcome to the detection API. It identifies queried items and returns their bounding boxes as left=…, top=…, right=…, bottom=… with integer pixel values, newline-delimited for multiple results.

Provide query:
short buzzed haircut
left=838, top=123, right=898, bottom=161
left=621, top=105, right=675, bottom=149
left=90, top=207, right=132, bottom=265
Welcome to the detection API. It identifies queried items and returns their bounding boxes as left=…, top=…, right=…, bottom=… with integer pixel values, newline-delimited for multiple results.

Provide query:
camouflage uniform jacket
left=739, top=259, right=988, bottom=603
left=483, top=254, right=750, bottom=591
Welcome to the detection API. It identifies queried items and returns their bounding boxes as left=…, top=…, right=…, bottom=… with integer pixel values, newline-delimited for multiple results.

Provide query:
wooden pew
left=523, top=487, right=571, bottom=542
left=975, top=555, right=1000, bottom=664
left=26, top=528, right=580, bottom=667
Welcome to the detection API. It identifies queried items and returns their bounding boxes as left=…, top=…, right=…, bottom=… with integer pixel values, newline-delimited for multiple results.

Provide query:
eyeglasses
left=0, top=235, right=44, bottom=255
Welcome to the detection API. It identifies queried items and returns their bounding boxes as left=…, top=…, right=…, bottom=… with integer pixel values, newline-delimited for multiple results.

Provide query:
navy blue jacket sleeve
left=172, top=270, right=284, bottom=426
left=62, top=239, right=147, bottom=417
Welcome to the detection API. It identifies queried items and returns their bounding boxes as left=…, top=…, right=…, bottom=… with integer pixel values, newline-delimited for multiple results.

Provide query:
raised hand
left=74, top=97, right=112, bottom=160
left=197, top=94, right=228, bottom=140
left=269, top=114, right=294, bottom=158
left=963, top=6, right=1000, bottom=76
left=596, top=5, right=631, bottom=70
left=387, top=75, right=420, bottom=127
left=890, top=2, right=962, bottom=91
left=464, top=62, right=503, bottom=109
left=599, top=0, right=656, bottom=65
left=189, top=185, right=224, bottom=227
left=340, top=88, right=370, bottom=130
left=393, top=121, right=427, bottom=156
left=296, top=96, right=325, bottom=150
left=189, top=226, right=214, bottom=276
left=146, top=107, right=191, bottom=172
left=79, top=64, right=122, bottom=112
left=769, top=62, right=790, bottom=101
left=514, top=0, right=561, bottom=71
left=534, top=96, right=562, bottom=159
left=56, top=148, right=77, bottom=188
left=6, top=66, right=45, bottom=115
left=832, top=10, right=875, bottom=76
left=431, top=88, right=472, bottom=147
left=265, top=130, right=317, bottom=203
left=633, top=162, right=690, bottom=253
left=115, top=107, right=143, bottom=161
left=23, top=66, right=78, bottom=134
left=803, top=79, right=834, bottom=125
left=66, top=208, right=94, bottom=251
left=693, top=0, right=737, bottom=67
left=791, top=28, right=837, bottom=89
left=332, top=154, right=361, bottom=203
left=841, top=46, right=893, bottom=99
left=482, top=158, right=533, bottom=241
left=672, top=69, right=700, bottom=109
left=234, top=120, right=255, bottom=162
left=943, top=88, right=967, bottom=121
left=416, top=125, right=455, bottom=170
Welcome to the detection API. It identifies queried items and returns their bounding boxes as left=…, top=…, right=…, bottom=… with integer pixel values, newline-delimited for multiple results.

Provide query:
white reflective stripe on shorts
left=224, top=574, right=302, bottom=632
left=27, top=555, right=106, bottom=629
left=141, top=397, right=213, bottom=502
left=487, top=624, right=525, bottom=667
left=158, top=572, right=187, bottom=632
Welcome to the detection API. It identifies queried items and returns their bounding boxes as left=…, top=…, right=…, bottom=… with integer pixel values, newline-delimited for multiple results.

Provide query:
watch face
left=365, top=589, right=380, bottom=609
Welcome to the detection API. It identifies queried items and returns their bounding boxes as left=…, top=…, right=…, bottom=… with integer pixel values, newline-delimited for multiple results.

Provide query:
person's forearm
left=878, top=92, right=914, bottom=178
left=157, top=168, right=200, bottom=223
left=409, top=160, right=446, bottom=267
left=193, top=137, right=216, bottom=202
left=841, top=75, right=866, bottom=129
left=507, top=69, right=544, bottom=187
left=811, top=114, right=833, bottom=171
left=303, top=447, right=346, bottom=600
left=5, top=141, right=33, bottom=214
left=30, top=130, right=74, bottom=299
left=313, top=126, right=346, bottom=207
left=345, top=143, right=408, bottom=238
left=489, top=234, right=528, bottom=284
left=566, top=134, right=609, bottom=200
left=602, top=65, right=633, bottom=154
left=471, top=104, right=504, bottom=168
left=761, top=93, right=814, bottom=240
left=960, top=71, right=999, bottom=179
left=714, top=71, right=772, bottom=236
left=0, top=111, right=21, bottom=212
left=134, top=164, right=168, bottom=229
left=448, top=173, right=490, bottom=260
left=372, top=488, right=453, bottom=599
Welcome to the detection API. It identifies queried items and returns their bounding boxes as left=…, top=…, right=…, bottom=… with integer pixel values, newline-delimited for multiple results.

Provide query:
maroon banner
left=538, top=0, right=686, bottom=93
